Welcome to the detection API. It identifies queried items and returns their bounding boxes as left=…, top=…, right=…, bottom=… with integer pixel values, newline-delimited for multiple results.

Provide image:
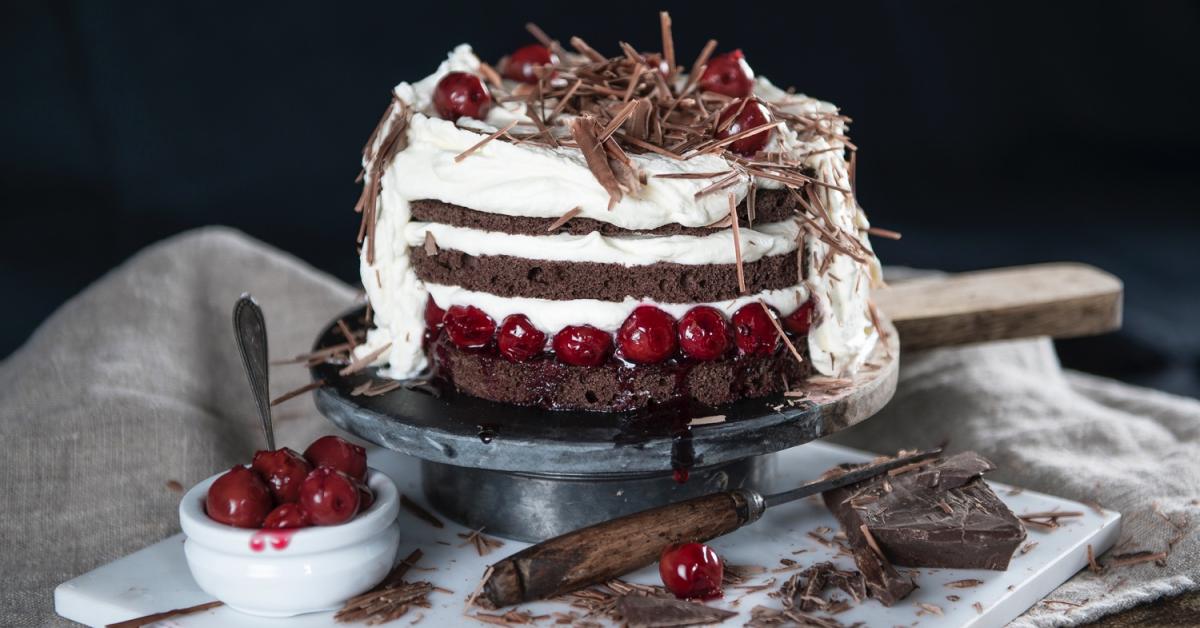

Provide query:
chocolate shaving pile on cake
left=349, top=12, right=885, bottom=411
left=822, top=452, right=1027, bottom=573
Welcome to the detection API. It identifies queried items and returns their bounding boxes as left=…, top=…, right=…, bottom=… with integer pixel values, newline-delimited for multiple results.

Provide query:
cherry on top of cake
left=353, top=12, right=871, bottom=266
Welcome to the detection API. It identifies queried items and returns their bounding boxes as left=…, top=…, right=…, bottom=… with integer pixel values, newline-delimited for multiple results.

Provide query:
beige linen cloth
left=2, top=227, right=1197, bottom=627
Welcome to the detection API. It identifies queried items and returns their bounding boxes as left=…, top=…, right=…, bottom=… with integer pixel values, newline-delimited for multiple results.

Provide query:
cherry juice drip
left=249, top=529, right=297, bottom=552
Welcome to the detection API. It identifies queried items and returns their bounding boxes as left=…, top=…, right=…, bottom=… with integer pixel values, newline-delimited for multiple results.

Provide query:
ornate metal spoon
left=233, top=294, right=275, bottom=451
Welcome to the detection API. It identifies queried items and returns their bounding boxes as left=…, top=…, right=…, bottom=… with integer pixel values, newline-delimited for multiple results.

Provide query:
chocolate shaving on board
left=458, top=527, right=505, bottom=556
left=106, top=601, right=224, bottom=628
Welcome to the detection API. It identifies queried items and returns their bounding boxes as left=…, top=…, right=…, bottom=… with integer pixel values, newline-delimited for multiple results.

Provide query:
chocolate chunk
left=616, top=595, right=737, bottom=627
left=823, top=452, right=1027, bottom=571
left=849, top=545, right=915, bottom=606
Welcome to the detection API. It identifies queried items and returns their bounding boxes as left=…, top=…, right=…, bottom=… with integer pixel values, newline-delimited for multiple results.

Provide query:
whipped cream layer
left=406, top=220, right=801, bottom=266
left=358, top=44, right=881, bottom=380
left=425, top=283, right=810, bottom=340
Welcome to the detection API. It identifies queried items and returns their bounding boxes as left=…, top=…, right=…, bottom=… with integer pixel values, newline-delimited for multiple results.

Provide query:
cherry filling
left=502, top=44, right=557, bottom=84
left=498, top=314, right=546, bottom=362
left=433, top=71, right=492, bottom=121
left=443, top=305, right=496, bottom=349
left=716, top=98, right=774, bottom=157
left=617, top=306, right=678, bottom=364
left=554, top=325, right=613, bottom=366
left=699, top=49, right=755, bottom=98
left=677, top=306, right=731, bottom=361
left=423, top=298, right=814, bottom=367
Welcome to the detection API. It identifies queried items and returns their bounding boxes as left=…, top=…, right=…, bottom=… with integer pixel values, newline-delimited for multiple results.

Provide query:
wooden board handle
left=873, top=262, right=1123, bottom=351
left=481, top=490, right=757, bottom=607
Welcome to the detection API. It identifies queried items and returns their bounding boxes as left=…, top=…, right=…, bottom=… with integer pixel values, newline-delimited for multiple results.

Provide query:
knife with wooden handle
left=480, top=449, right=939, bottom=607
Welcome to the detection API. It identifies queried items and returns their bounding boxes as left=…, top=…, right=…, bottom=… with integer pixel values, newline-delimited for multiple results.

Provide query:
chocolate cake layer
left=411, top=247, right=802, bottom=302
left=409, top=188, right=800, bottom=237
left=429, top=333, right=811, bottom=412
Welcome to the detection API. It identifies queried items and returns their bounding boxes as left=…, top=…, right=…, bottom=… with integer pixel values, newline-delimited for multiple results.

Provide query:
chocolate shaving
left=1105, top=550, right=1169, bottom=569
left=339, top=342, right=391, bottom=376
left=106, top=601, right=224, bottom=627
left=165, top=479, right=183, bottom=493
left=544, top=206, right=583, bottom=232
left=455, top=121, right=518, bottom=163
left=335, top=549, right=434, bottom=624
left=728, top=193, right=746, bottom=293
left=687, top=414, right=726, bottom=426
left=400, top=494, right=444, bottom=528
left=269, top=379, right=326, bottom=406
left=423, top=230, right=439, bottom=256
left=571, top=117, right=623, bottom=209
left=458, top=527, right=505, bottom=556
left=759, top=300, right=804, bottom=366
left=945, top=579, right=984, bottom=588
left=973, top=602, right=984, bottom=614
left=866, top=226, right=902, bottom=240
left=615, top=595, right=736, bottom=628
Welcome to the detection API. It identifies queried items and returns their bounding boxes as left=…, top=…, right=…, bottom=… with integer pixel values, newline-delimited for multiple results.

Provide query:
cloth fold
left=2, top=228, right=1196, bottom=626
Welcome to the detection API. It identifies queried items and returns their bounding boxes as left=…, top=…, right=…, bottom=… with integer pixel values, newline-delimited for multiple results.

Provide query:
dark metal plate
left=311, top=307, right=898, bottom=475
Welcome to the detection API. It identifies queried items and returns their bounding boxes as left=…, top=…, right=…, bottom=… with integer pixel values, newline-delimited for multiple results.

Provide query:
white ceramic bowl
left=180, top=467, right=400, bottom=617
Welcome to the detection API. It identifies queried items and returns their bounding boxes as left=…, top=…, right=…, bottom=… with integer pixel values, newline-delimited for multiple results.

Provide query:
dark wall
left=3, top=1, right=1198, bottom=395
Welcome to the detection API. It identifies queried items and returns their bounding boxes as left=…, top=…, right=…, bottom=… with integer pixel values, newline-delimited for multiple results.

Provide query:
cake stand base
left=421, top=456, right=774, bottom=542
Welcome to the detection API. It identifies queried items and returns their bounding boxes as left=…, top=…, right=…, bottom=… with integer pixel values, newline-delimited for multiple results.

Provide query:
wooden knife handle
left=481, top=489, right=764, bottom=608
left=873, top=262, right=1123, bottom=350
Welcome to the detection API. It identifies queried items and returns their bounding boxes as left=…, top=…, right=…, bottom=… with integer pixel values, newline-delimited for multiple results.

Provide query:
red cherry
left=497, top=314, right=546, bottom=362
left=731, top=303, right=779, bottom=356
left=716, top=99, right=773, bottom=157
left=678, top=307, right=731, bottom=361
left=433, top=72, right=492, bottom=121
left=783, top=299, right=815, bottom=335
left=617, top=306, right=678, bottom=364
left=354, top=479, right=375, bottom=511
left=659, top=543, right=724, bottom=600
left=251, top=448, right=312, bottom=504
left=299, top=467, right=361, bottom=526
left=424, top=297, right=446, bottom=330
left=262, top=503, right=312, bottom=529
left=553, top=325, right=613, bottom=366
left=205, top=466, right=273, bottom=529
left=503, top=44, right=556, bottom=84
left=303, top=435, right=368, bottom=482
left=699, top=49, right=755, bottom=98
left=443, top=305, right=496, bottom=349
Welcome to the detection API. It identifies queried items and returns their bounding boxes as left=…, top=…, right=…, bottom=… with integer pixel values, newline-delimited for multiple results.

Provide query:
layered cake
left=353, top=16, right=884, bottom=411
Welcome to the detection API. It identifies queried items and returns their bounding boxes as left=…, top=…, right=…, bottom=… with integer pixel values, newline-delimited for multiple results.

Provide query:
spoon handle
left=233, top=294, right=275, bottom=451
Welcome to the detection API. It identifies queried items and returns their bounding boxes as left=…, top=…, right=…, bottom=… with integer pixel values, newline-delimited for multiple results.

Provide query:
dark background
left=3, top=1, right=1198, bottom=396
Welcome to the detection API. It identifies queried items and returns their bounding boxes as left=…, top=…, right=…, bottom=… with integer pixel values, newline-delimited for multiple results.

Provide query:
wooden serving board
left=875, top=262, right=1123, bottom=350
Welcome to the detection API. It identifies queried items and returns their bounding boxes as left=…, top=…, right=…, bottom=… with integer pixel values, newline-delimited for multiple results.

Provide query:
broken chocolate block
left=823, top=451, right=1027, bottom=571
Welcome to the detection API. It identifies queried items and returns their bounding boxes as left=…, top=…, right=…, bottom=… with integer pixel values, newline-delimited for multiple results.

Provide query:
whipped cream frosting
left=406, top=220, right=801, bottom=266
left=357, top=44, right=881, bottom=380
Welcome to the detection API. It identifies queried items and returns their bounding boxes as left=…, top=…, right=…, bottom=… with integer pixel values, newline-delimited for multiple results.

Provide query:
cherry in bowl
left=205, top=466, right=273, bottom=529
left=304, top=435, right=367, bottom=482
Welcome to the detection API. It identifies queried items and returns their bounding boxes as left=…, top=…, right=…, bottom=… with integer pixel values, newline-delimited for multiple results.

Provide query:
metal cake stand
left=311, top=307, right=899, bottom=542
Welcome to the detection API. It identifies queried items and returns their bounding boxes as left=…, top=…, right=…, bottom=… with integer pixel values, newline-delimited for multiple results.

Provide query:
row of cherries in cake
left=426, top=296, right=812, bottom=367
left=205, top=435, right=371, bottom=529
left=434, top=46, right=772, bottom=156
